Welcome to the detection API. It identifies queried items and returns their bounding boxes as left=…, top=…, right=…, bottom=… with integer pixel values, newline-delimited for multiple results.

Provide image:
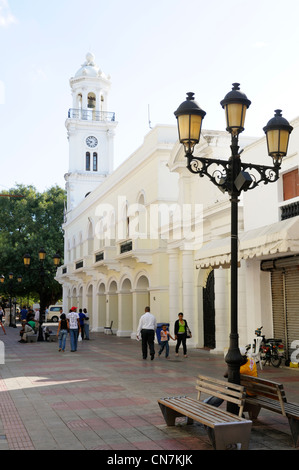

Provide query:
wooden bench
left=241, top=375, right=299, bottom=447
left=158, top=375, right=252, bottom=450
left=48, top=333, right=57, bottom=342
left=26, top=334, right=38, bottom=343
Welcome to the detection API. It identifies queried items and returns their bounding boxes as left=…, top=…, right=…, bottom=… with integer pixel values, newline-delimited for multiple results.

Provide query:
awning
left=195, top=216, right=299, bottom=268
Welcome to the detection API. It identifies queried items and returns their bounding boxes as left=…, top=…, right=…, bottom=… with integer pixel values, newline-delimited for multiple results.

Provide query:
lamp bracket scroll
left=240, top=161, right=280, bottom=190
left=186, top=153, right=230, bottom=189
left=187, top=153, right=281, bottom=194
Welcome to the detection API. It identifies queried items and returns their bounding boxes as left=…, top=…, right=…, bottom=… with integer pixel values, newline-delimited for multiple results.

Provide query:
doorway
left=203, top=270, right=215, bottom=349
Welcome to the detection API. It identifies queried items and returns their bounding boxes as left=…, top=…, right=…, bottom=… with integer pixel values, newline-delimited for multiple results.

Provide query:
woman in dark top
left=174, top=312, right=190, bottom=358
left=57, top=313, right=68, bottom=352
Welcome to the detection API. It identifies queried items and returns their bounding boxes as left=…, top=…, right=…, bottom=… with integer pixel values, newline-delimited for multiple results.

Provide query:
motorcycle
left=247, top=326, right=284, bottom=368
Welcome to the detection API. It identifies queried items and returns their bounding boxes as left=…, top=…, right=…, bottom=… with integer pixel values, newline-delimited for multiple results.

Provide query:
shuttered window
left=283, top=169, right=299, bottom=201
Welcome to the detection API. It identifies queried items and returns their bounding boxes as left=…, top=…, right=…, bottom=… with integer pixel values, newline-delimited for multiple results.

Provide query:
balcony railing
left=281, top=201, right=299, bottom=220
left=75, top=260, right=84, bottom=270
left=120, top=241, right=133, bottom=254
left=68, top=108, right=116, bottom=122
left=95, top=252, right=104, bottom=262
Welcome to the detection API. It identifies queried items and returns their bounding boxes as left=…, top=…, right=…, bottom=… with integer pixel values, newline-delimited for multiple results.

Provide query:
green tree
left=0, top=184, right=66, bottom=311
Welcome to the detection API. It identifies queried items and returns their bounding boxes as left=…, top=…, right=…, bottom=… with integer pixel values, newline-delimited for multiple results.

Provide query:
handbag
left=186, top=326, right=192, bottom=339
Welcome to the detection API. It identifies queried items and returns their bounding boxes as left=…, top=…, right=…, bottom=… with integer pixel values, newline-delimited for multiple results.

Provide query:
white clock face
left=86, top=136, right=98, bottom=148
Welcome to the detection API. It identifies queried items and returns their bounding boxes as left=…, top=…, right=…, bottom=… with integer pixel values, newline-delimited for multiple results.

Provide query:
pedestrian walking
left=67, top=307, right=80, bottom=352
left=158, top=324, right=175, bottom=359
left=83, top=308, right=90, bottom=339
left=174, top=312, right=190, bottom=358
left=20, top=306, right=28, bottom=321
left=137, top=306, right=157, bottom=360
left=57, top=313, right=68, bottom=352
left=78, top=309, right=86, bottom=340
left=34, top=309, right=40, bottom=332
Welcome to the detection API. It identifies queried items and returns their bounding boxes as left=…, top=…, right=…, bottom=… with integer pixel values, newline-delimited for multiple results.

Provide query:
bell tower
left=65, top=53, right=117, bottom=211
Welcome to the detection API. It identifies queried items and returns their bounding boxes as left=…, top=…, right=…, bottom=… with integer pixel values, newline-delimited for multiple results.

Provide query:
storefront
left=262, top=256, right=299, bottom=362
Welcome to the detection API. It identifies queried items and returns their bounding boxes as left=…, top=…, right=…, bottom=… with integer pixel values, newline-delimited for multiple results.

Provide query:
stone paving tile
left=1, top=325, right=299, bottom=452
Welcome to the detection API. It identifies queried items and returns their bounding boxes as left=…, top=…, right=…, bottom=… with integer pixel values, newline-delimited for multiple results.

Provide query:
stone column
left=168, top=248, right=180, bottom=333
left=214, top=267, right=229, bottom=353
left=182, top=250, right=195, bottom=344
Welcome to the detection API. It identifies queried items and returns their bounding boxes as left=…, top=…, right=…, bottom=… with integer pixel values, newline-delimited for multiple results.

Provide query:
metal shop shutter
left=271, top=270, right=285, bottom=343
left=271, top=268, right=299, bottom=358
left=285, top=268, right=299, bottom=352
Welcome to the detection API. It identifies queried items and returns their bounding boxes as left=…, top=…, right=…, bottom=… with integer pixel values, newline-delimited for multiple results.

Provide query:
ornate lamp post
left=0, top=272, right=22, bottom=327
left=174, top=84, right=293, bottom=411
left=23, top=249, right=61, bottom=341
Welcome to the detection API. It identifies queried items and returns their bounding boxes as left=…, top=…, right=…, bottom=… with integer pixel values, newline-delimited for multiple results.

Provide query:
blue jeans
left=58, top=329, right=68, bottom=351
left=70, top=328, right=78, bottom=351
left=158, top=340, right=169, bottom=357
left=84, top=324, right=89, bottom=339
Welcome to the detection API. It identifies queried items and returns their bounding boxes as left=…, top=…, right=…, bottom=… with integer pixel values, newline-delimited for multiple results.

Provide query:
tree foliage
left=0, top=184, right=66, bottom=307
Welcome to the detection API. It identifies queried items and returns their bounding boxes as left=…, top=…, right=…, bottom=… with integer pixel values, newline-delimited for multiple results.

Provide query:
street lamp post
left=0, top=272, right=23, bottom=327
left=23, top=249, right=61, bottom=341
left=174, top=84, right=293, bottom=412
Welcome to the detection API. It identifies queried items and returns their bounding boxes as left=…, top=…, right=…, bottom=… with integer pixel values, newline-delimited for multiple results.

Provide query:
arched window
left=86, top=152, right=90, bottom=171
left=93, top=152, right=98, bottom=171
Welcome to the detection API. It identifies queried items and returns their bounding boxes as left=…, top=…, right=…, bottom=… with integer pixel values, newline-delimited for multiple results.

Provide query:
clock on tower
left=86, top=136, right=98, bottom=148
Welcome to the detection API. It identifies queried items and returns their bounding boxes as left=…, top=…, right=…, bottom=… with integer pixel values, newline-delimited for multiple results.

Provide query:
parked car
left=45, top=305, right=63, bottom=322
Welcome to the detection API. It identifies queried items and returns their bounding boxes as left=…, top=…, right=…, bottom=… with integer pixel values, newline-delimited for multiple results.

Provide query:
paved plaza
left=0, top=323, right=299, bottom=453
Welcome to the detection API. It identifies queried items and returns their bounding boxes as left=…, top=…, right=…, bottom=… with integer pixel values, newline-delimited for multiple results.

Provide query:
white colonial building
left=56, top=54, right=299, bottom=360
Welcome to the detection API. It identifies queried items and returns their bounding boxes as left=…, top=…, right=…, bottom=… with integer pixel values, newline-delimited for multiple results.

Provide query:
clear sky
left=1, top=0, right=299, bottom=192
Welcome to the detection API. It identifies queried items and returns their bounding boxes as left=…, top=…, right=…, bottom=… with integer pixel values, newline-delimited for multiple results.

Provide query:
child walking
left=158, top=324, right=175, bottom=359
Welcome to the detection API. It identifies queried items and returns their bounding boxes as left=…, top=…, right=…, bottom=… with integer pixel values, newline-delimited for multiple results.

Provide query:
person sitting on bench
left=19, top=321, right=35, bottom=343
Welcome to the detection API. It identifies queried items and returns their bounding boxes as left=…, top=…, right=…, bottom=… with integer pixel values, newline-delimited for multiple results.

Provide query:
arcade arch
left=97, top=282, right=106, bottom=330
left=107, top=280, right=118, bottom=330
left=119, top=277, right=133, bottom=336
left=135, top=274, right=150, bottom=324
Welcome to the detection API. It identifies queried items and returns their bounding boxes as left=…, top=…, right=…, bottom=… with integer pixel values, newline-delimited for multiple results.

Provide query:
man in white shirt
left=67, top=306, right=80, bottom=352
left=137, top=306, right=157, bottom=360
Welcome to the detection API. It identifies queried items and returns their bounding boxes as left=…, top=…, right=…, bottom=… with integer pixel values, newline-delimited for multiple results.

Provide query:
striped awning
left=195, top=216, right=299, bottom=268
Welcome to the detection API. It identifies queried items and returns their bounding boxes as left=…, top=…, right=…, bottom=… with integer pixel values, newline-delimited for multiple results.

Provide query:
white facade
left=56, top=55, right=299, bottom=357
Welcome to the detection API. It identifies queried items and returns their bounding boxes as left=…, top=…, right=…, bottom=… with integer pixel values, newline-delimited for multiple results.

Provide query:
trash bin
left=156, top=323, right=170, bottom=344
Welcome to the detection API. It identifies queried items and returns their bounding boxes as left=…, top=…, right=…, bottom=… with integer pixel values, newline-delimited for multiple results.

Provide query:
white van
left=45, top=305, right=63, bottom=322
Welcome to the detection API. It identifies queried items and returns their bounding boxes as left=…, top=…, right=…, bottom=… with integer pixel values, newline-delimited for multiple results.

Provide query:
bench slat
left=197, top=374, right=244, bottom=391
left=241, top=375, right=286, bottom=416
left=172, top=397, right=243, bottom=424
left=158, top=396, right=248, bottom=428
left=196, top=374, right=246, bottom=417
left=196, top=380, right=244, bottom=398
left=284, top=402, right=299, bottom=418
left=196, top=384, right=244, bottom=407
left=246, top=396, right=283, bottom=412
